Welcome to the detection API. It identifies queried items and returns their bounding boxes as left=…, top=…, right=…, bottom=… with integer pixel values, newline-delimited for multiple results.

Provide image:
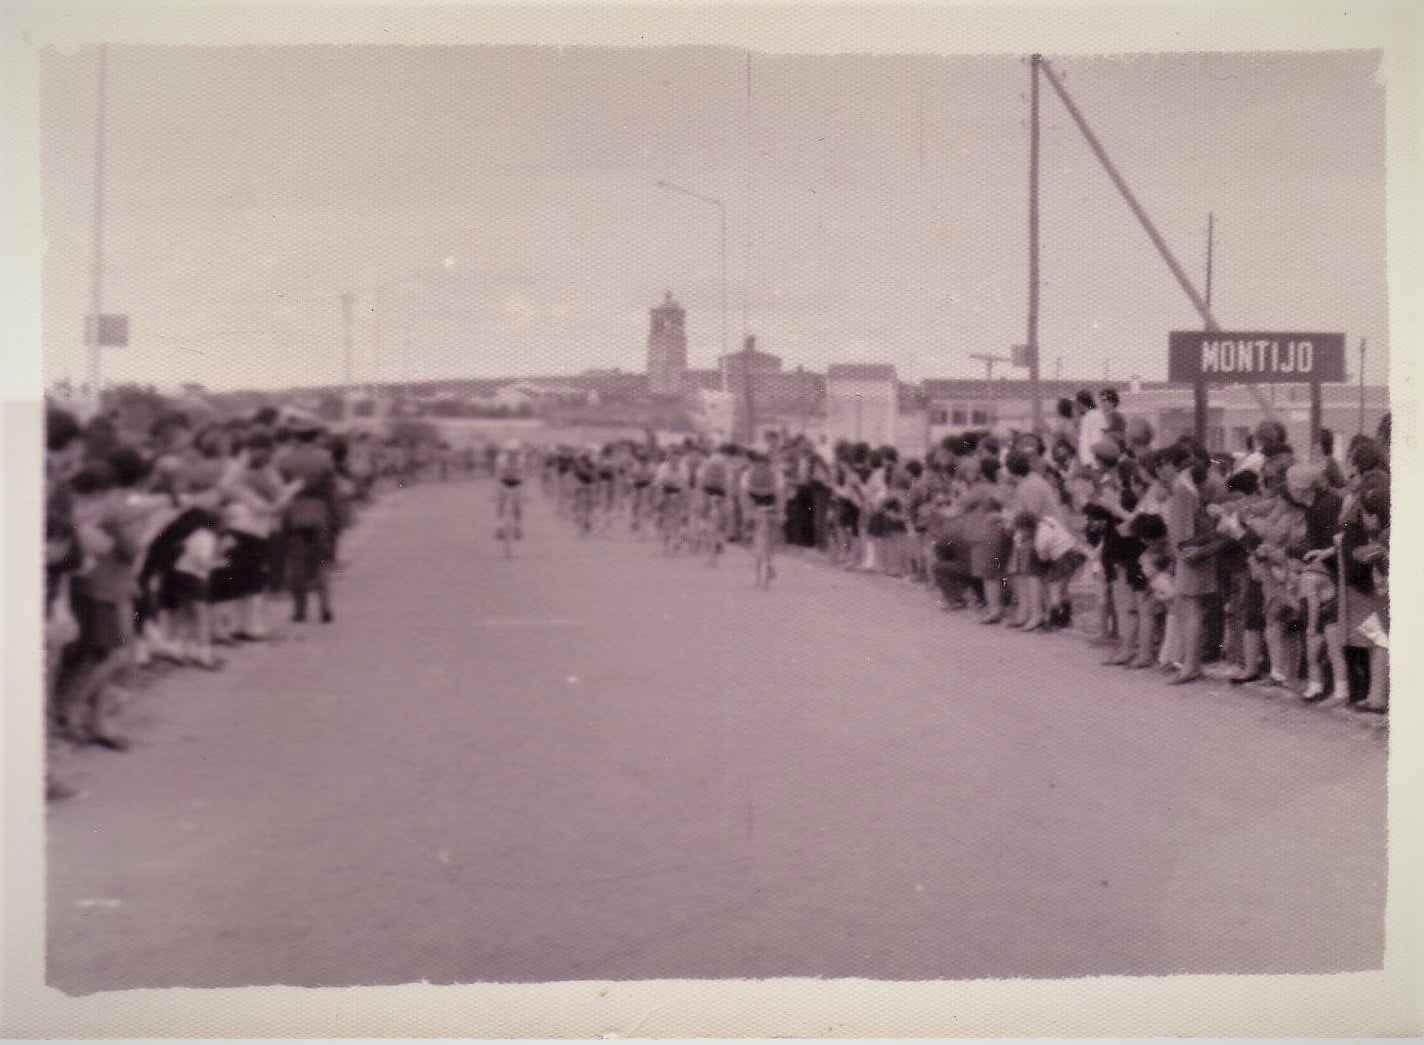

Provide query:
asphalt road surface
left=48, top=477, right=1387, bottom=992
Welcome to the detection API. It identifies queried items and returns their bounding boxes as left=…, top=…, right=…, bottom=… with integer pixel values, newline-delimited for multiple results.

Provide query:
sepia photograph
left=4, top=2, right=1419, bottom=1038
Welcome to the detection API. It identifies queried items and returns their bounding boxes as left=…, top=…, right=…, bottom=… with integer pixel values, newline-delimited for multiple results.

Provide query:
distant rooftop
left=827, top=363, right=897, bottom=382
left=920, top=378, right=1159, bottom=401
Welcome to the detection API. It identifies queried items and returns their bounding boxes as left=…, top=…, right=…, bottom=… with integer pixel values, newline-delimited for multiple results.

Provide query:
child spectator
left=1013, top=509, right=1088, bottom=631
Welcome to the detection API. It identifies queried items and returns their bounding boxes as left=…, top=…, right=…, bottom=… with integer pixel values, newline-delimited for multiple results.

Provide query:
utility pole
left=1026, top=54, right=1044, bottom=433
left=373, top=287, right=383, bottom=394
left=402, top=310, right=413, bottom=398
left=339, top=291, right=356, bottom=387
left=86, top=44, right=109, bottom=408
left=1358, top=336, right=1367, bottom=436
left=741, top=334, right=759, bottom=444
left=1204, top=212, right=1215, bottom=309
left=1195, top=213, right=1215, bottom=444
left=743, top=50, right=753, bottom=341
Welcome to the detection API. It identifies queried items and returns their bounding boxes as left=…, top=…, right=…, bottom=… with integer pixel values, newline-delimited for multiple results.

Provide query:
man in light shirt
left=1076, top=388, right=1109, bottom=468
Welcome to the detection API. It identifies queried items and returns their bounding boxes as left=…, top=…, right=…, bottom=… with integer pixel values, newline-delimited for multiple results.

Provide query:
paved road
left=48, top=478, right=1387, bottom=991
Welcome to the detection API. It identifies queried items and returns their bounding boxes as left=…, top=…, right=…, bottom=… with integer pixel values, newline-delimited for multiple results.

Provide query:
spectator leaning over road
left=210, top=432, right=301, bottom=643
left=1211, top=469, right=1270, bottom=685
left=278, top=420, right=340, bottom=624
left=1013, top=508, right=1088, bottom=632
left=1129, top=510, right=1174, bottom=669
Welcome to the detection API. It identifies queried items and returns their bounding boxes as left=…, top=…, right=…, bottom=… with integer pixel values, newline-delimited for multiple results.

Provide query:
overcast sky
left=41, top=45, right=1387, bottom=391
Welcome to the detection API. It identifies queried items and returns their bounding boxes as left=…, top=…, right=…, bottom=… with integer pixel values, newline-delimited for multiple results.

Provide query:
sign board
left=1168, top=331, right=1345, bottom=384
left=86, top=314, right=129, bottom=347
left=1011, top=344, right=1032, bottom=368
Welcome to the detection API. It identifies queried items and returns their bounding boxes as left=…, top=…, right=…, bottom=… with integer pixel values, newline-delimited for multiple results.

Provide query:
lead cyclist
left=495, top=440, right=526, bottom=537
left=740, top=450, right=785, bottom=587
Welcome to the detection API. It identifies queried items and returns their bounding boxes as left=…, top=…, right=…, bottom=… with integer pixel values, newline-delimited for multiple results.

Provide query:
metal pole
left=1026, top=55, right=1044, bottom=433
left=718, top=199, right=728, bottom=392
left=1195, top=213, right=1213, bottom=444
left=1205, top=212, right=1215, bottom=311
left=87, top=44, right=109, bottom=406
left=1358, top=336, right=1367, bottom=436
left=402, top=308, right=413, bottom=395
left=1309, top=379, right=1323, bottom=462
left=373, top=286, right=383, bottom=393
left=339, top=291, right=355, bottom=387
left=746, top=50, right=757, bottom=340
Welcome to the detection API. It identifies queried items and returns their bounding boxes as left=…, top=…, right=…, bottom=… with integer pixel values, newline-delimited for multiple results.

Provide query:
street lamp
left=357, top=254, right=459, bottom=394
left=655, top=179, right=728, bottom=392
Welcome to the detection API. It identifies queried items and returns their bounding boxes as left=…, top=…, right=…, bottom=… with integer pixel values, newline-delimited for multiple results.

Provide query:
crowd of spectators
left=41, top=398, right=452, bottom=800
left=764, top=389, right=1391, bottom=714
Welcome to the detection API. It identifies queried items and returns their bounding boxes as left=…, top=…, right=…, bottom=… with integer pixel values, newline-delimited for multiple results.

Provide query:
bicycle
left=702, top=491, right=729, bottom=566
left=495, top=482, right=524, bottom=558
left=629, top=482, right=653, bottom=537
left=749, top=496, right=779, bottom=590
left=571, top=481, right=595, bottom=537
left=657, top=487, right=685, bottom=555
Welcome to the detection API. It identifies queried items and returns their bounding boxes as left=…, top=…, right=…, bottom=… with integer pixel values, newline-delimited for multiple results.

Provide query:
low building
left=824, top=363, right=900, bottom=449
left=920, top=377, right=1389, bottom=455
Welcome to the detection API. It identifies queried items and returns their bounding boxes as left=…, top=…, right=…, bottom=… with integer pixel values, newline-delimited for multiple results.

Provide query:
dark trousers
left=932, top=561, right=980, bottom=606
left=286, top=527, right=331, bottom=617
left=268, top=531, right=289, bottom=594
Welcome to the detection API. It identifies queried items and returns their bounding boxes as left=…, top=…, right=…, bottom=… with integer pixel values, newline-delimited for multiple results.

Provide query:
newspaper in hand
left=1357, top=612, right=1389, bottom=650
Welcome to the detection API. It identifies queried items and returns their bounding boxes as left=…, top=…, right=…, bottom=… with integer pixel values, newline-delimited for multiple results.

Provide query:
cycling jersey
left=653, top=463, right=683, bottom=490
left=496, top=451, right=524, bottom=484
left=744, top=461, right=778, bottom=497
left=700, top=457, right=729, bottom=493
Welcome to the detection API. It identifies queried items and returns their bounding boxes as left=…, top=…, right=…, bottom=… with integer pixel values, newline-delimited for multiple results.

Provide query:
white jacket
left=1033, top=514, right=1079, bottom=563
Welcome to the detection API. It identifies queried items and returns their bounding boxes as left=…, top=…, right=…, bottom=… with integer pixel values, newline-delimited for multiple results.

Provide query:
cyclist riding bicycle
left=495, top=440, right=526, bottom=540
left=629, top=449, right=655, bottom=533
left=596, top=447, right=619, bottom=526
left=698, top=446, right=734, bottom=561
left=570, top=446, right=599, bottom=534
left=741, top=450, right=784, bottom=587
left=652, top=449, right=688, bottom=551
